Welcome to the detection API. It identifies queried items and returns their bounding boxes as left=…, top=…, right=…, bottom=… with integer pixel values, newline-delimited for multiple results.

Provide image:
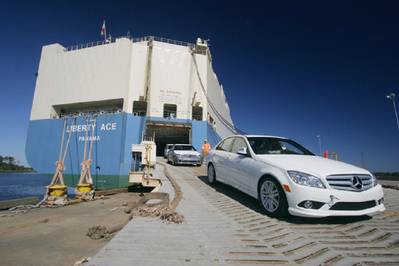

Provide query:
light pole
left=386, top=93, right=399, bottom=132
left=316, top=135, right=322, bottom=156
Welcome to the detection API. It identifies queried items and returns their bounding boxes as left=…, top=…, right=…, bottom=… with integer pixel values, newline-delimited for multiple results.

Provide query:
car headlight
left=287, top=171, right=326, bottom=188
left=372, top=174, right=378, bottom=186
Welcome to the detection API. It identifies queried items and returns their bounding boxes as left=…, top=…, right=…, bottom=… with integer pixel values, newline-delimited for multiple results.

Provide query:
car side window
left=219, top=138, right=234, bottom=152
left=231, top=137, right=248, bottom=154
left=216, top=141, right=224, bottom=151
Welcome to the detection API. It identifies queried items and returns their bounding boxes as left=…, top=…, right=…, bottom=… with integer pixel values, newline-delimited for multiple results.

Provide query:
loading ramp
left=89, top=160, right=399, bottom=266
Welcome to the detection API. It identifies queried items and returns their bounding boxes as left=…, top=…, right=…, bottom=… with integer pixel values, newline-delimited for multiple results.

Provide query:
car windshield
left=247, top=137, right=314, bottom=155
left=174, top=145, right=196, bottom=151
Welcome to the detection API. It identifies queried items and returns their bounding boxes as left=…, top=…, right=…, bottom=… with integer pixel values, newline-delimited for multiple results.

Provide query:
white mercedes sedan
left=207, top=135, right=385, bottom=218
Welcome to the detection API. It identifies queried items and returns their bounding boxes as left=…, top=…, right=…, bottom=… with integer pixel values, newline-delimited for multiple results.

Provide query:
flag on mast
left=100, top=20, right=106, bottom=40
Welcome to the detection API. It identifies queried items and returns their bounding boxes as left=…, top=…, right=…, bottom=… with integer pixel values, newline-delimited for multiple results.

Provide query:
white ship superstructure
left=26, top=36, right=236, bottom=189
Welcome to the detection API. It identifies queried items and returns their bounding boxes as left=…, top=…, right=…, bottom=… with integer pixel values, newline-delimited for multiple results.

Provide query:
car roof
left=244, top=135, right=287, bottom=139
left=224, top=134, right=288, bottom=139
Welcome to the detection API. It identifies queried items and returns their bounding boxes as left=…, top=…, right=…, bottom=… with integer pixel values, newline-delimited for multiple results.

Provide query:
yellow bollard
left=48, top=185, right=67, bottom=197
left=76, top=183, right=93, bottom=193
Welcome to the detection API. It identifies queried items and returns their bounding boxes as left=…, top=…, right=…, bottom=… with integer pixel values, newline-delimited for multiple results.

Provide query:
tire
left=207, top=164, right=216, bottom=184
left=258, top=177, right=288, bottom=218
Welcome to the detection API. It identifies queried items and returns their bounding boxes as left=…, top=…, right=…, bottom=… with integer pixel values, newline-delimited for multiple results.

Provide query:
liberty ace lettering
left=100, top=123, right=116, bottom=131
left=66, top=122, right=117, bottom=142
left=66, top=122, right=117, bottom=133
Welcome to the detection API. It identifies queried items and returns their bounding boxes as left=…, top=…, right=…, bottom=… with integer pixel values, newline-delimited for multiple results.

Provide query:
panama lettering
left=65, top=122, right=117, bottom=142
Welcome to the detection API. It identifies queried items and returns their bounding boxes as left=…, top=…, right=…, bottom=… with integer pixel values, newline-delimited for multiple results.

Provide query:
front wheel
left=207, top=164, right=216, bottom=184
left=258, top=177, right=288, bottom=218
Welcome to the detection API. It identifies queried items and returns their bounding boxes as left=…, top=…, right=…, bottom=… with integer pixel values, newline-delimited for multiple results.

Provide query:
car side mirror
left=237, top=147, right=249, bottom=157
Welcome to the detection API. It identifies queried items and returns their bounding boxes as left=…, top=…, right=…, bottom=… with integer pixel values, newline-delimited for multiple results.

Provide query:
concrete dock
left=88, top=160, right=399, bottom=265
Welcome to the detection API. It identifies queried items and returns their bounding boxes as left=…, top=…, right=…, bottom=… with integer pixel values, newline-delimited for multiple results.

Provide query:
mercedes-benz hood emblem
left=352, top=176, right=363, bottom=190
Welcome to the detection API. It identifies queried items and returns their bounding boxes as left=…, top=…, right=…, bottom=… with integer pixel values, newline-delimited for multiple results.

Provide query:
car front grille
left=182, top=155, right=199, bottom=159
left=326, top=174, right=373, bottom=192
left=329, top=200, right=376, bottom=211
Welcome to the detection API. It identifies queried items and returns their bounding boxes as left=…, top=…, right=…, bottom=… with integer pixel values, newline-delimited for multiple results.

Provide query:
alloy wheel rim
left=260, top=181, right=280, bottom=212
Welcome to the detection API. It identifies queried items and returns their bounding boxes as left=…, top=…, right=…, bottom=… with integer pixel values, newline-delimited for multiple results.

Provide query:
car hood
left=174, top=150, right=200, bottom=156
left=254, top=155, right=370, bottom=177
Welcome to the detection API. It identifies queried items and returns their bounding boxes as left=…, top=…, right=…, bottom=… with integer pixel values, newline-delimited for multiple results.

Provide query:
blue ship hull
left=25, top=113, right=221, bottom=189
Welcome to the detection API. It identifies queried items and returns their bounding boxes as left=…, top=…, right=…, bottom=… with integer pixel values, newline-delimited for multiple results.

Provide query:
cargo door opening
left=146, top=123, right=191, bottom=156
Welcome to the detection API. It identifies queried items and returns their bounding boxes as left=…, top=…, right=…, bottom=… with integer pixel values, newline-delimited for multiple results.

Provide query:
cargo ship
left=26, top=36, right=236, bottom=189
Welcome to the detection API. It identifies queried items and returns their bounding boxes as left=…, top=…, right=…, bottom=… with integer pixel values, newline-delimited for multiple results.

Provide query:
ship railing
left=142, top=135, right=154, bottom=142
left=64, top=35, right=196, bottom=52
left=129, top=36, right=195, bottom=48
left=64, top=39, right=116, bottom=52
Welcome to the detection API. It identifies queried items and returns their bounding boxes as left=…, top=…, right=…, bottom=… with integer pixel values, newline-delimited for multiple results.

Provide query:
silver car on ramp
left=167, top=144, right=201, bottom=166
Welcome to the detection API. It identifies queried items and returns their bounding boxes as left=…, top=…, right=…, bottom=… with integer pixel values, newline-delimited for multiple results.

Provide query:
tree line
left=374, top=172, right=399, bottom=180
left=0, top=156, right=34, bottom=172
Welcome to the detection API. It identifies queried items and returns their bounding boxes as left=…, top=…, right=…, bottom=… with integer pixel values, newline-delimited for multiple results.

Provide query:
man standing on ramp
left=201, top=139, right=211, bottom=164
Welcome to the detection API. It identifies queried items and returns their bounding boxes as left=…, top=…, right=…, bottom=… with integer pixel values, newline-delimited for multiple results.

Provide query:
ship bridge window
left=163, top=104, right=177, bottom=119
left=52, top=99, right=123, bottom=118
left=192, top=106, right=203, bottom=121
left=133, top=101, right=147, bottom=116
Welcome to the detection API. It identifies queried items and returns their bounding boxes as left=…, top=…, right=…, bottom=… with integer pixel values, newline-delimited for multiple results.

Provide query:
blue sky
left=0, top=1, right=398, bottom=171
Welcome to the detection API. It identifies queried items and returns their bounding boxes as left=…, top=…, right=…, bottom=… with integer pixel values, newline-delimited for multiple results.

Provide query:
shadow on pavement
left=196, top=175, right=372, bottom=225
